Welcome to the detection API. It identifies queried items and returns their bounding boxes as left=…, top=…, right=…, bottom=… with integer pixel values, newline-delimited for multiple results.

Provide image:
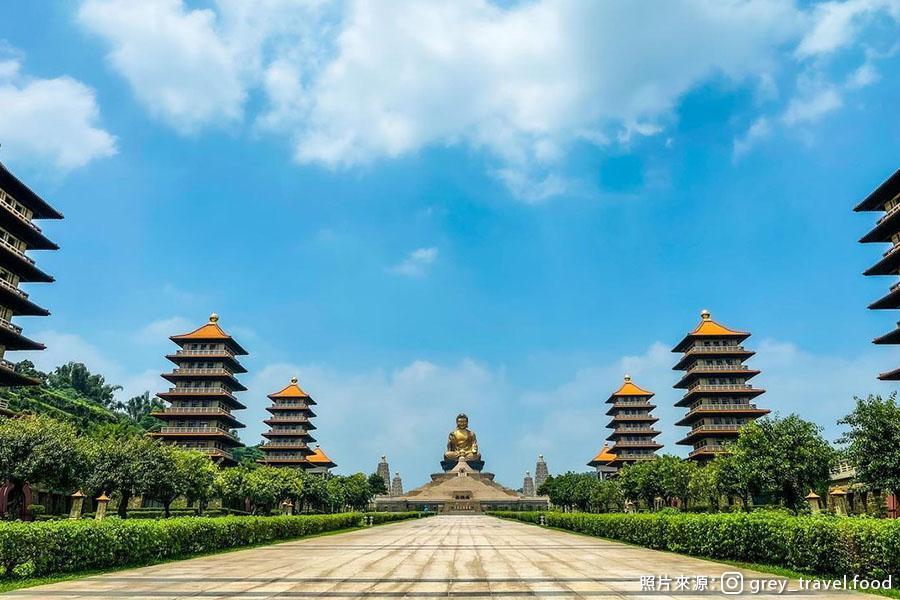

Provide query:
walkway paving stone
left=5, top=515, right=862, bottom=599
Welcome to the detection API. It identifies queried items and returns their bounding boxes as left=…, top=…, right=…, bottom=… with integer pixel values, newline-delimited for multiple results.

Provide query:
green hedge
left=489, top=511, right=900, bottom=579
left=0, top=512, right=425, bottom=578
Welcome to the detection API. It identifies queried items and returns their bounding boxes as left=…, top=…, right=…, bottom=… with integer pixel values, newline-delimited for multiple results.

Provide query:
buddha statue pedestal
left=440, top=456, right=485, bottom=472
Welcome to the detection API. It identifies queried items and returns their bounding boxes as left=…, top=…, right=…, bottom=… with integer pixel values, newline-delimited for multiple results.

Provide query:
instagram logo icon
left=721, top=572, right=744, bottom=594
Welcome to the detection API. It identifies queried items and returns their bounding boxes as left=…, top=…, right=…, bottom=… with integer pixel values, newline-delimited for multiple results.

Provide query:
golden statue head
left=456, top=413, right=469, bottom=429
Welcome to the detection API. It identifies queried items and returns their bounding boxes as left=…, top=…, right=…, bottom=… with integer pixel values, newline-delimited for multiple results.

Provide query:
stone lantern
left=281, top=500, right=294, bottom=516
left=804, top=490, right=821, bottom=514
left=69, top=490, right=86, bottom=520
left=624, top=499, right=635, bottom=514
left=95, top=492, right=110, bottom=520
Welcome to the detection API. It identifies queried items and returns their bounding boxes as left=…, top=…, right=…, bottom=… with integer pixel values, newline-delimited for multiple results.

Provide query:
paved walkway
left=6, top=515, right=860, bottom=599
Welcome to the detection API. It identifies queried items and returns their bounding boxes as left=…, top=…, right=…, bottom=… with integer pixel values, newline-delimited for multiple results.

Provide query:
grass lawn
left=0, top=524, right=367, bottom=593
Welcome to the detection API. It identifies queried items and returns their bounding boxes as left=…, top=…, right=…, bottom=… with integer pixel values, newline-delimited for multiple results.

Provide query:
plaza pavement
left=5, top=515, right=861, bottom=599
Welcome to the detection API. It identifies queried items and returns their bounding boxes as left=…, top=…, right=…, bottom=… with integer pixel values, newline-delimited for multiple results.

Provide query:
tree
left=590, top=478, right=623, bottom=512
left=12, top=360, right=47, bottom=384
left=85, top=433, right=158, bottom=518
left=342, top=473, right=374, bottom=510
left=215, top=467, right=249, bottom=509
left=617, top=461, right=663, bottom=508
left=48, top=363, right=122, bottom=409
left=688, top=463, right=721, bottom=511
left=122, top=391, right=164, bottom=427
left=326, top=476, right=346, bottom=513
left=232, top=445, right=265, bottom=468
left=727, top=415, right=834, bottom=511
left=299, top=473, right=329, bottom=513
left=0, top=414, right=88, bottom=517
left=839, top=394, right=900, bottom=499
left=176, top=450, right=218, bottom=514
left=368, top=472, right=388, bottom=496
left=136, top=442, right=181, bottom=517
left=244, top=466, right=290, bottom=514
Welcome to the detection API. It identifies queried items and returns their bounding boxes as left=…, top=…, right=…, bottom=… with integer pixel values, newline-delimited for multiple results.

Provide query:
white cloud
left=387, top=247, right=438, bottom=277
left=78, top=0, right=246, bottom=133
left=134, top=316, right=192, bottom=344
left=796, top=0, right=900, bottom=58
left=732, top=117, right=773, bottom=159
left=782, top=85, right=843, bottom=125
left=74, top=0, right=899, bottom=199
left=0, top=55, right=116, bottom=171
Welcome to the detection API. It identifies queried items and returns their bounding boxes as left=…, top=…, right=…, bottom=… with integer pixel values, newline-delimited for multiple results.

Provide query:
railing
left=609, top=440, right=660, bottom=447
left=172, top=349, right=236, bottom=358
left=879, top=202, right=900, bottom=223
left=0, top=318, right=23, bottom=334
left=156, top=406, right=233, bottom=416
left=690, top=423, right=742, bottom=433
left=0, top=276, right=27, bottom=298
left=882, top=242, right=900, bottom=259
left=611, top=400, right=651, bottom=407
left=194, top=447, right=233, bottom=460
left=0, top=235, right=34, bottom=264
left=267, top=428, right=309, bottom=435
left=270, top=402, right=311, bottom=409
left=687, top=383, right=755, bottom=392
left=612, top=428, right=659, bottom=435
left=159, top=426, right=238, bottom=440
left=611, top=414, right=654, bottom=420
left=689, top=445, right=726, bottom=457
left=687, top=364, right=749, bottom=373
left=0, top=188, right=42, bottom=233
left=171, top=368, right=234, bottom=376
left=684, top=403, right=759, bottom=415
left=684, top=345, right=745, bottom=354
left=830, top=460, right=856, bottom=479
left=261, top=442, right=309, bottom=448
left=163, top=385, right=235, bottom=396
left=265, top=415, right=310, bottom=422
left=612, top=452, right=654, bottom=460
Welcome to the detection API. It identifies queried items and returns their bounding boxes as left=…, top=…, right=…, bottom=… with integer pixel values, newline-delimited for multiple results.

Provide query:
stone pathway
left=5, top=515, right=862, bottom=599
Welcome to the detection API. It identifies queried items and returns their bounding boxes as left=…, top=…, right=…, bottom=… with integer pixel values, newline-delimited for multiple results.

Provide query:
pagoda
left=150, top=314, right=248, bottom=464
left=854, top=169, right=900, bottom=380
left=534, top=455, right=549, bottom=490
left=305, top=445, right=337, bottom=474
left=258, top=377, right=317, bottom=468
left=0, top=162, right=63, bottom=388
left=605, top=376, right=662, bottom=468
left=672, top=310, right=769, bottom=462
left=587, top=443, right=617, bottom=479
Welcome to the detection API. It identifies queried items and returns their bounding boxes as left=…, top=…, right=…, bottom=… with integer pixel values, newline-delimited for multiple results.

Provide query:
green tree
left=0, top=414, right=88, bottom=517
left=656, top=455, right=697, bottom=507
left=299, top=473, right=329, bottom=513
left=12, top=360, right=47, bottom=384
left=839, top=394, right=900, bottom=499
left=326, top=476, right=346, bottom=512
left=136, top=442, right=181, bottom=517
left=47, top=362, right=123, bottom=409
left=688, top=463, right=722, bottom=511
left=215, top=467, right=249, bottom=509
left=342, top=473, right=374, bottom=510
left=232, top=444, right=265, bottom=468
left=368, top=472, right=388, bottom=496
left=85, top=433, right=158, bottom=518
left=122, top=391, right=164, bottom=427
left=727, top=415, right=834, bottom=511
left=244, top=466, right=289, bottom=514
left=176, top=450, right=218, bottom=514
left=589, top=478, right=623, bottom=512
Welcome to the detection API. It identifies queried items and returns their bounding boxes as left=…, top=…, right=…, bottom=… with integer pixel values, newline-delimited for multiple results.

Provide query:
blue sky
left=1, top=0, right=899, bottom=487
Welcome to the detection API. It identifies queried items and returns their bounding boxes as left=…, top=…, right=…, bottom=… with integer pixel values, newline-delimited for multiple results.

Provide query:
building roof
left=587, top=444, right=617, bottom=467
left=306, top=445, right=337, bottom=468
left=607, top=375, right=653, bottom=401
left=268, top=376, right=317, bottom=404
left=672, top=310, right=750, bottom=352
left=0, top=161, right=65, bottom=219
left=170, top=314, right=248, bottom=355
left=854, top=169, right=900, bottom=212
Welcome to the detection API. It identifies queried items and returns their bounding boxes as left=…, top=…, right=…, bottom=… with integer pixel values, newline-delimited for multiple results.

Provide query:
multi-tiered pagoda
left=587, top=443, right=617, bottom=479
left=604, top=376, right=662, bottom=468
left=854, top=169, right=900, bottom=380
left=305, top=445, right=337, bottom=474
left=672, top=310, right=768, bottom=461
left=0, top=162, right=63, bottom=391
left=150, top=314, right=247, bottom=464
left=258, top=377, right=317, bottom=468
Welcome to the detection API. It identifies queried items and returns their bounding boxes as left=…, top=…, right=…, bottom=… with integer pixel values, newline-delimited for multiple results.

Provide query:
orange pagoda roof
left=588, top=444, right=616, bottom=467
left=607, top=375, right=653, bottom=401
left=307, top=445, right=336, bottom=467
left=170, top=314, right=248, bottom=355
left=268, top=377, right=317, bottom=404
left=672, top=310, right=750, bottom=352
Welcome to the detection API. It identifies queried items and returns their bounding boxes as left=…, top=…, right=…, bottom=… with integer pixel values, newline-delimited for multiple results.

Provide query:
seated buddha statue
left=444, top=413, right=481, bottom=461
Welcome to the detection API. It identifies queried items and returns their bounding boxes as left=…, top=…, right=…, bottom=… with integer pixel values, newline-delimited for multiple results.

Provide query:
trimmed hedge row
left=489, top=511, right=900, bottom=579
left=0, top=512, right=425, bottom=578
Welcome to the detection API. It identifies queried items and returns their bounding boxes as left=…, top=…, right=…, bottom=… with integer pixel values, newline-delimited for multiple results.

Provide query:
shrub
left=0, top=511, right=425, bottom=579
left=488, top=511, right=900, bottom=579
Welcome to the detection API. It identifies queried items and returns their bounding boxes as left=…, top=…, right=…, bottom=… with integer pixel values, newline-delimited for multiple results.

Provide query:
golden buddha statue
left=444, top=413, right=480, bottom=461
